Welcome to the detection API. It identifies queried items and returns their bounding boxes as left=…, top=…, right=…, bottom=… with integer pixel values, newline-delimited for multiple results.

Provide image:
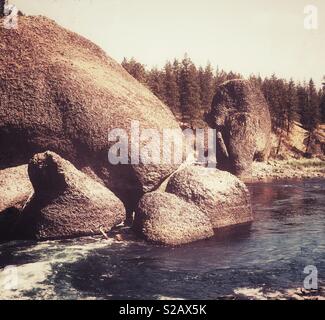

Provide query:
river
left=0, top=179, right=324, bottom=300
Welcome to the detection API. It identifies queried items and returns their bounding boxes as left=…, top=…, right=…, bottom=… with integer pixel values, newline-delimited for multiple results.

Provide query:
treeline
left=122, top=55, right=325, bottom=136
left=122, top=55, right=242, bottom=127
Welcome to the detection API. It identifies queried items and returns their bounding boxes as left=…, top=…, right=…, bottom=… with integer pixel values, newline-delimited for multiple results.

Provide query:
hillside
left=269, top=122, right=325, bottom=160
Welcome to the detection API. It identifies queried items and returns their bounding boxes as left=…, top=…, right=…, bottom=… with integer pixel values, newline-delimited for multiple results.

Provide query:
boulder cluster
left=135, top=166, right=252, bottom=245
left=0, top=16, right=258, bottom=245
left=0, top=153, right=252, bottom=244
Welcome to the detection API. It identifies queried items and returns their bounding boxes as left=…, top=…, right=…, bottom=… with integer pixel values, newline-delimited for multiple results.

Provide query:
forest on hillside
left=122, top=55, right=325, bottom=145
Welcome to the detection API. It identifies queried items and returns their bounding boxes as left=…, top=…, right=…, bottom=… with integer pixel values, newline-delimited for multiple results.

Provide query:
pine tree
left=320, top=79, right=325, bottom=123
left=320, top=89, right=325, bottom=123
left=249, top=74, right=263, bottom=88
left=121, top=57, right=147, bottom=85
left=147, top=67, right=165, bottom=102
left=285, top=79, right=299, bottom=133
left=226, top=71, right=241, bottom=81
left=300, top=79, right=321, bottom=153
left=179, top=54, right=200, bottom=126
left=262, top=75, right=285, bottom=132
left=297, top=83, right=308, bottom=123
left=198, top=63, right=214, bottom=111
left=163, top=62, right=180, bottom=116
left=304, top=79, right=320, bottom=131
left=214, top=67, right=228, bottom=88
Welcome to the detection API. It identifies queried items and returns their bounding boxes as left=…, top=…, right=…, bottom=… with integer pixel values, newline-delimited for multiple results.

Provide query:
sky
left=11, top=0, right=325, bottom=86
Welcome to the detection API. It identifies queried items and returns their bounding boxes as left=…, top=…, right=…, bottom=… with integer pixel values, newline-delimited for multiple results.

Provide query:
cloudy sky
left=12, top=0, right=325, bottom=86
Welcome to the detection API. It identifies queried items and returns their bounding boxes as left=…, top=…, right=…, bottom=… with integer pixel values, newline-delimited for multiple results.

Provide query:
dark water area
left=0, top=179, right=324, bottom=299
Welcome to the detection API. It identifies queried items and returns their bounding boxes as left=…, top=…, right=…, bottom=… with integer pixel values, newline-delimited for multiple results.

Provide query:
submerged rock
left=205, top=79, right=272, bottom=178
left=19, top=151, right=126, bottom=240
left=134, top=192, right=214, bottom=246
left=166, top=166, right=253, bottom=228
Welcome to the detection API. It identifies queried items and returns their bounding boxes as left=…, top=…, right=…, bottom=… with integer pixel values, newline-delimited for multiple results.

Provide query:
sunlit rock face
left=135, top=165, right=253, bottom=245
left=134, top=191, right=214, bottom=246
left=0, top=165, right=32, bottom=213
left=166, top=166, right=253, bottom=229
left=0, top=165, right=33, bottom=240
left=205, top=79, right=272, bottom=178
left=18, top=151, right=126, bottom=240
left=0, top=16, right=182, bottom=212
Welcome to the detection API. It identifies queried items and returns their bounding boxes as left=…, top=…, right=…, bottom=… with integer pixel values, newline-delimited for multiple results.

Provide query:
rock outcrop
left=205, top=79, right=272, bottom=178
left=0, top=16, right=255, bottom=245
left=135, top=165, right=253, bottom=245
left=0, top=165, right=32, bottom=239
left=0, top=16, right=182, bottom=212
left=18, top=151, right=126, bottom=240
left=0, top=165, right=32, bottom=213
left=134, top=191, right=214, bottom=246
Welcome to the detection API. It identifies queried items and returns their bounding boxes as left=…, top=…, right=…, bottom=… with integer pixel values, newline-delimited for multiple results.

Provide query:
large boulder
left=134, top=192, right=214, bottom=246
left=18, top=151, right=126, bottom=240
left=205, top=79, right=272, bottom=178
left=166, top=166, right=253, bottom=228
left=0, top=165, right=33, bottom=239
left=0, top=16, right=182, bottom=212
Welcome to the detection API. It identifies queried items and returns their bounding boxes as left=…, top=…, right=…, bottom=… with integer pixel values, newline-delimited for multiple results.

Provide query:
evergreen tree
left=198, top=63, right=214, bottom=111
left=262, top=75, right=286, bottom=132
left=147, top=67, right=165, bottom=102
left=299, top=79, right=321, bottom=153
left=320, top=90, right=325, bottom=123
left=179, top=54, right=200, bottom=126
left=121, top=57, right=147, bottom=85
left=297, top=83, right=308, bottom=116
left=249, top=74, right=263, bottom=88
left=320, top=79, right=325, bottom=123
left=214, top=67, right=228, bottom=88
left=226, top=71, right=241, bottom=81
left=302, top=79, right=320, bottom=131
left=285, top=79, right=299, bottom=133
left=163, top=62, right=180, bottom=116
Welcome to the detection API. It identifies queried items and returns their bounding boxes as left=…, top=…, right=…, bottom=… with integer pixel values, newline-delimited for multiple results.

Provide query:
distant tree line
left=122, top=55, right=325, bottom=142
left=122, top=55, right=242, bottom=128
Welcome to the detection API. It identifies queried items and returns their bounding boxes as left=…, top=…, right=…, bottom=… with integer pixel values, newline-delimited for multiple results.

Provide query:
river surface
left=0, top=179, right=324, bottom=300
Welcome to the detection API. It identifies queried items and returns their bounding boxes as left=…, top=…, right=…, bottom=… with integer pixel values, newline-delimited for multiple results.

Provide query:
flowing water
left=0, top=179, right=324, bottom=300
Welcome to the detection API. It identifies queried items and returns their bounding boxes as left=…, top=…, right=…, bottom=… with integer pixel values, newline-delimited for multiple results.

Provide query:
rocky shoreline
left=246, top=159, right=325, bottom=183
